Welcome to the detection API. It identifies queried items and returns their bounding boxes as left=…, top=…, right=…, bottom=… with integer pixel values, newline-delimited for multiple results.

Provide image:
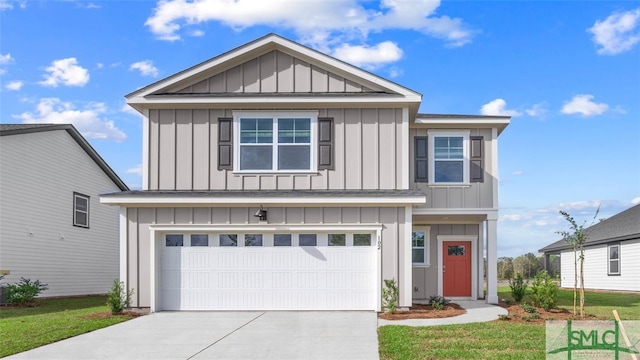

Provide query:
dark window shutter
left=218, top=117, right=233, bottom=170
left=414, top=136, right=428, bottom=183
left=318, top=117, right=333, bottom=170
left=470, top=136, right=484, bottom=182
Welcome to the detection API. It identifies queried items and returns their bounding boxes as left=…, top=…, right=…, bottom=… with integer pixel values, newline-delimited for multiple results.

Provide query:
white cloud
left=631, top=197, right=640, bottom=205
left=144, top=0, right=474, bottom=51
left=588, top=8, right=640, bottom=55
left=331, top=41, right=403, bottom=69
left=129, top=60, right=159, bottom=77
left=512, top=171, right=524, bottom=176
left=39, top=58, right=90, bottom=87
left=561, top=94, right=609, bottom=116
left=13, top=98, right=127, bottom=142
left=5, top=80, right=23, bottom=90
left=524, top=102, right=548, bottom=118
left=388, top=66, right=403, bottom=78
left=480, top=98, right=522, bottom=117
left=126, top=164, right=143, bottom=176
left=190, top=29, right=205, bottom=37
left=0, top=53, right=12, bottom=64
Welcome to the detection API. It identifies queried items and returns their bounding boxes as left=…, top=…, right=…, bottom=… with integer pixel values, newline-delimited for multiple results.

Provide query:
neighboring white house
left=101, top=34, right=510, bottom=312
left=540, top=204, right=640, bottom=292
left=0, top=124, right=129, bottom=297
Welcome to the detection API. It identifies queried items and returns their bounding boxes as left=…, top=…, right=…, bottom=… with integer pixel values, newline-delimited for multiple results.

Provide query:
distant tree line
left=497, top=253, right=560, bottom=279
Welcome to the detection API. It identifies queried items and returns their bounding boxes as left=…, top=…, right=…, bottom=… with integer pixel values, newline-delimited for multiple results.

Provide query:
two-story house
left=101, top=34, right=509, bottom=312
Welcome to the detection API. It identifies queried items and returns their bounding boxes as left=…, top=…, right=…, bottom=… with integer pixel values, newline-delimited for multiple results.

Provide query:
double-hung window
left=73, top=192, right=90, bottom=228
left=236, top=112, right=316, bottom=172
left=428, top=130, right=469, bottom=184
left=608, top=244, right=620, bottom=275
left=412, top=228, right=430, bottom=265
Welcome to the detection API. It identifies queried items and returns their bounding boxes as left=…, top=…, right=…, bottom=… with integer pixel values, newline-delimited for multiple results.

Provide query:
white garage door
left=159, top=232, right=377, bottom=311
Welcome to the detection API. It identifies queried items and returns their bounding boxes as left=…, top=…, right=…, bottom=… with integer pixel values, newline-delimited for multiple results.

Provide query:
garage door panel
left=160, top=241, right=376, bottom=311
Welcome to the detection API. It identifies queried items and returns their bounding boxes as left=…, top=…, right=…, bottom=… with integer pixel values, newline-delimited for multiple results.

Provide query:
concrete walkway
left=377, top=300, right=508, bottom=327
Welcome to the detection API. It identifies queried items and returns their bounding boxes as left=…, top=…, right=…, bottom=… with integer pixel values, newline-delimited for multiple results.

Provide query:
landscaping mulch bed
left=378, top=303, right=466, bottom=320
left=81, top=310, right=143, bottom=319
left=497, top=301, right=598, bottom=325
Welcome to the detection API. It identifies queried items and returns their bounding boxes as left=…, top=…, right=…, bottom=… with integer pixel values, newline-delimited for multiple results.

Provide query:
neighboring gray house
left=101, top=34, right=510, bottom=312
left=0, top=124, right=128, bottom=297
left=540, top=204, right=640, bottom=292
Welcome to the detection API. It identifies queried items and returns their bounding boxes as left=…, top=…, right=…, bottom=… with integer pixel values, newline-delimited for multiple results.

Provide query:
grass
left=378, top=288, right=640, bottom=359
left=0, top=296, right=135, bottom=358
left=379, top=322, right=545, bottom=360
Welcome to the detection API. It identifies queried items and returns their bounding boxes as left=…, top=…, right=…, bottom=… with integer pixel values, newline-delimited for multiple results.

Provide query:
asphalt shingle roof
left=539, top=204, right=640, bottom=253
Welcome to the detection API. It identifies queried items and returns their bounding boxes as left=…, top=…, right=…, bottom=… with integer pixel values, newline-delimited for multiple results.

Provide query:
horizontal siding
left=148, top=108, right=404, bottom=191
left=124, top=206, right=405, bottom=308
left=560, top=240, right=640, bottom=292
left=173, top=50, right=377, bottom=94
left=0, top=131, right=121, bottom=297
left=410, top=128, right=495, bottom=209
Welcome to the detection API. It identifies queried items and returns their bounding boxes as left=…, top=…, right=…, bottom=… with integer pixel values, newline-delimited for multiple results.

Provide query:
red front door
left=442, top=241, right=471, bottom=297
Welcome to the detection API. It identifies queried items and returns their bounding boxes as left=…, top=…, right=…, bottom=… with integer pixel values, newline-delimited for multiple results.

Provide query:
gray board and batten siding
left=147, top=107, right=405, bottom=192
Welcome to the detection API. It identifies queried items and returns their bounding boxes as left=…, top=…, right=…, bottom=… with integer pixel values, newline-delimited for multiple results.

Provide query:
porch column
left=478, top=222, right=485, bottom=299
left=486, top=218, right=499, bottom=304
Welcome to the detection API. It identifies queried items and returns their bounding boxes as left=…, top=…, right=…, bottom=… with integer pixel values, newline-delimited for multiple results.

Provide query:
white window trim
left=233, top=111, right=318, bottom=173
left=412, top=226, right=431, bottom=267
left=73, top=192, right=90, bottom=228
left=427, top=129, right=470, bottom=185
left=608, top=243, right=620, bottom=276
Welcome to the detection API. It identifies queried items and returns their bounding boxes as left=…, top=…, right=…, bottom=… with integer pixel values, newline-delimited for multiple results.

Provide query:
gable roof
left=539, top=204, right=640, bottom=253
left=415, top=113, right=511, bottom=135
left=0, top=124, right=129, bottom=191
left=126, top=33, right=422, bottom=114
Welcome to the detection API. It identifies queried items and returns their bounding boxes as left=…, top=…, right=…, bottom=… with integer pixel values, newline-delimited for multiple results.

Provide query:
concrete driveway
left=6, top=311, right=379, bottom=360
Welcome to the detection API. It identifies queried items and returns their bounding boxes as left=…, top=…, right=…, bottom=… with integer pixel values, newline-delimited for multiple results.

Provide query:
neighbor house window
left=428, top=130, right=469, bottom=184
left=412, top=229, right=429, bottom=265
left=236, top=112, right=316, bottom=172
left=608, top=244, right=620, bottom=275
left=73, top=192, right=90, bottom=228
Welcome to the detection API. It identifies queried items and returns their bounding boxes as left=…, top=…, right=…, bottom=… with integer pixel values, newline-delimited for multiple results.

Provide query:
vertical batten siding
left=172, top=50, right=379, bottom=94
left=148, top=107, right=403, bottom=191
left=410, top=128, right=495, bottom=209
left=559, top=240, right=640, bottom=292
left=0, top=131, right=121, bottom=297
left=124, top=206, right=404, bottom=308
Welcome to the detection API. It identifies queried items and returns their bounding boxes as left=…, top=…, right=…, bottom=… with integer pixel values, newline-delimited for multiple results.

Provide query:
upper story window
left=235, top=112, right=317, bottom=172
left=415, top=130, right=484, bottom=185
left=73, top=192, right=90, bottom=228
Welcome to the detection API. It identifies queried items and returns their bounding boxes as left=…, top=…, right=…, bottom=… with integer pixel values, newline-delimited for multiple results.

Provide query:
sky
left=1, top=0, right=639, bottom=258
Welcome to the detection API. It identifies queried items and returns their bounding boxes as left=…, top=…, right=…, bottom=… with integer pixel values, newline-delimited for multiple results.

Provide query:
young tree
left=557, top=207, right=599, bottom=318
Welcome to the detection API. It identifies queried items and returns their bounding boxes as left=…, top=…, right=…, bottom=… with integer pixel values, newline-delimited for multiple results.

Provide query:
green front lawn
left=379, top=288, right=640, bottom=360
left=379, top=322, right=545, bottom=360
left=0, top=296, right=135, bottom=358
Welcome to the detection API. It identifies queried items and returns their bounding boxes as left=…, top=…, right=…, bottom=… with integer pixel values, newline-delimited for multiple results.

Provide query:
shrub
left=498, top=314, right=510, bottom=321
left=428, top=295, right=451, bottom=310
left=520, top=303, right=537, bottom=314
left=523, top=313, right=541, bottom=322
left=382, top=279, right=399, bottom=314
left=530, top=270, right=558, bottom=311
left=5, top=277, right=48, bottom=305
left=509, top=272, right=528, bottom=302
left=107, top=280, right=134, bottom=315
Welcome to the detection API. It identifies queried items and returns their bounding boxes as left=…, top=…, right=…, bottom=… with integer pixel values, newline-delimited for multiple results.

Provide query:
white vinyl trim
left=142, top=109, right=149, bottom=190
left=436, top=235, right=478, bottom=300
left=101, top=195, right=426, bottom=206
left=401, top=108, right=409, bottom=189
left=119, top=207, right=127, bottom=286
left=427, top=129, right=470, bottom=185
